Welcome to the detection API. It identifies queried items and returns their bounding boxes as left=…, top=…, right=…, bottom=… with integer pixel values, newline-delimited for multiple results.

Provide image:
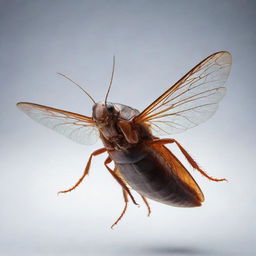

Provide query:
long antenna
left=104, top=55, right=115, bottom=104
left=57, top=72, right=96, bottom=104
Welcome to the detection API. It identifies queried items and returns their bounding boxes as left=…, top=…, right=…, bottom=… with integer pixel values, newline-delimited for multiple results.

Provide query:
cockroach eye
left=106, top=103, right=114, bottom=113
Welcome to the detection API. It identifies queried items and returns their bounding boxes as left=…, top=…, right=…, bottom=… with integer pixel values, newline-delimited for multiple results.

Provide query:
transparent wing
left=17, top=102, right=99, bottom=145
left=135, top=51, right=232, bottom=136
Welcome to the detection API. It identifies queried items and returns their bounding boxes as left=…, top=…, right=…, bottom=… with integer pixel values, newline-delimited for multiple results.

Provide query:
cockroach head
left=92, top=102, right=116, bottom=124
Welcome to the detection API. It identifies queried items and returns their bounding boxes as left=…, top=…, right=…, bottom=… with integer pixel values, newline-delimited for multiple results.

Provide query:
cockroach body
left=17, top=51, right=232, bottom=228
left=94, top=102, right=203, bottom=207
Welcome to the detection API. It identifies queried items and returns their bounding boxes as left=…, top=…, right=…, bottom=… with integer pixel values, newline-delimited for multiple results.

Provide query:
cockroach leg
left=150, top=139, right=227, bottom=182
left=141, top=195, right=151, bottom=216
left=58, top=148, right=107, bottom=194
left=104, top=157, right=139, bottom=206
left=111, top=189, right=128, bottom=229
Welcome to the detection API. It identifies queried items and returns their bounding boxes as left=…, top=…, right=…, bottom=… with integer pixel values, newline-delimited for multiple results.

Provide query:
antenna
left=104, top=55, right=115, bottom=104
left=57, top=72, right=96, bottom=104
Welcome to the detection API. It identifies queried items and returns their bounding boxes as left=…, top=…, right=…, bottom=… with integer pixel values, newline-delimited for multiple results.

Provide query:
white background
left=0, top=1, right=255, bottom=255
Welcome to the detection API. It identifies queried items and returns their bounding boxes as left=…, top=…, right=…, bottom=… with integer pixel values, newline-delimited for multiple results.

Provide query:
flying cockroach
left=17, top=51, right=232, bottom=228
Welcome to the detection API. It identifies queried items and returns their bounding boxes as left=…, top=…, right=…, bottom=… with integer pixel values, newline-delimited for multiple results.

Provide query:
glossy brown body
left=95, top=102, right=203, bottom=207
left=109, top=143, right=202, bottom=207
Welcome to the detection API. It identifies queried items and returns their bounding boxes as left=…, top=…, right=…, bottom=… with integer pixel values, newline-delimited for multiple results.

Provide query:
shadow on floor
left=136, top=245, right=212, bottom=256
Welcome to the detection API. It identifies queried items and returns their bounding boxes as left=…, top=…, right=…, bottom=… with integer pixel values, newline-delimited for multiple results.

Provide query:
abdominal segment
left=112, top=146, right=202, bottom=207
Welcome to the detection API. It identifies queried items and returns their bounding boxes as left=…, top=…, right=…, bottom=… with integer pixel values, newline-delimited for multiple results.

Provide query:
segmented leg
left=150, top=139, right=227, bottom=182
left=104, top=157, right=139, bottom=206
left=58, top=148, right=107, bottom=194
left=114, top=167, right=152, bottom=217
left=111, top=189, right=128, bottom=229
left=141, top=195, right=151, bottom=216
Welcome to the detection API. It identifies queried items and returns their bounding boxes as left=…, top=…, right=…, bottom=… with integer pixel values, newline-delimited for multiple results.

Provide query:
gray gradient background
left=0, top=0, right=255, bottom=255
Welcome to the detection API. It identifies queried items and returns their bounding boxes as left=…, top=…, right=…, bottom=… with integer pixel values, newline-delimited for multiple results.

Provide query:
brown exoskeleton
left=17, top=51, right=232, bottom=228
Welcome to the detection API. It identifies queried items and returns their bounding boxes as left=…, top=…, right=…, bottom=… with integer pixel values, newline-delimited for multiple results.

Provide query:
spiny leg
left=58, top=148, right=106, bottom=194
left=104, top=157, right=139, bottom=206
left=141, top=195, right=151, bottom=216
left=150, top=139, right=227, bottom=182
left=111, top=189, right=128, bottom=229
